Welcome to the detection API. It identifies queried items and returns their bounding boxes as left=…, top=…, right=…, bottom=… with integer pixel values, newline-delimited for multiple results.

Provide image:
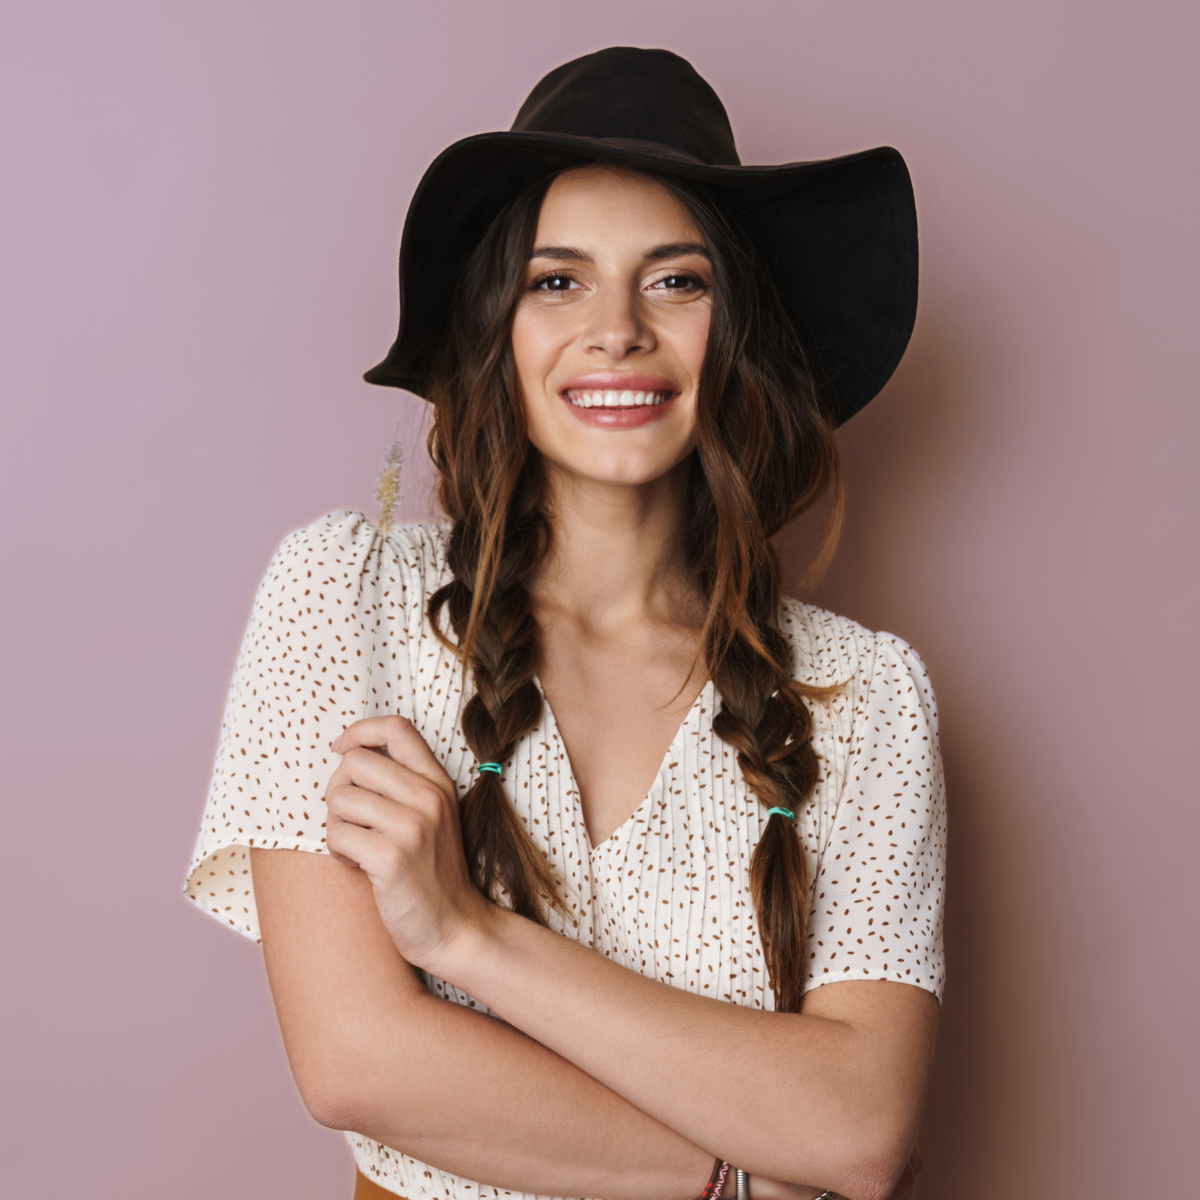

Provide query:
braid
left=709, top=595, right=824, bottom=1014
left=690, top=429, right=830, bottom=1014
left=429, top=481, right=564, bottom=921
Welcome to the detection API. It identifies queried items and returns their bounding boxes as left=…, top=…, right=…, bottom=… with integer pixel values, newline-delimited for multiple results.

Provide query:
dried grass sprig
left=362, top=442, right=404, bottom=718
left=374, top=442, right=404, bottom=540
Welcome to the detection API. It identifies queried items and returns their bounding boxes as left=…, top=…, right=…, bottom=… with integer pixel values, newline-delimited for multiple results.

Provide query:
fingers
left=330, top=749, right=450, bottom=822
left=322, top=720, right=487, bottom=971
left=327, top=780, right=407, bottom=832
left=327, top=783, right=425, bottom=866
left=326, top=812, right=390, bottom=873
left=331, top=715, right=455, bottom=794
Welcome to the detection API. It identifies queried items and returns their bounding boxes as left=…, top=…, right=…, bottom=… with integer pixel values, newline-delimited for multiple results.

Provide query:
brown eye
left=533, top=274, right=577, bottom=292
left=652, top=273, right=704, bottom=292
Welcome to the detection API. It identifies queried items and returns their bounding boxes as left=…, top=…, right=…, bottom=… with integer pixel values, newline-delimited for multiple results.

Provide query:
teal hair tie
left=478, top=762, right=503, bottom=776
left=767, top=805, right=794, bottom=820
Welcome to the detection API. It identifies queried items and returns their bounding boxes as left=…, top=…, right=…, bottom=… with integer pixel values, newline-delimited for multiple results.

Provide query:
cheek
left=666, top=303, right=712, bottom=386
left=690, top=308, right=713, bottom=373
left=510, top=306, right=563, bottom=401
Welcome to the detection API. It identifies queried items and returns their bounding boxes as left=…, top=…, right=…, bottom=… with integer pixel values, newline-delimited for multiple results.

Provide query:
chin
left=545, top=447, right=691, bottom=488
left=530, top=417, right=696, bottom=486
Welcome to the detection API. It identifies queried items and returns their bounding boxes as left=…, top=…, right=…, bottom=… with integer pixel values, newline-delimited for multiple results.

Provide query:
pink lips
left=560, top=372, right=678, bottom=395
left=558, top=373, right=680, bottom=429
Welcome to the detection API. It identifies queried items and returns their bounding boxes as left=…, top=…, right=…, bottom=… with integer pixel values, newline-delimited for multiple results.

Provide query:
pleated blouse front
left=186, top=510, right=946, bottom=1200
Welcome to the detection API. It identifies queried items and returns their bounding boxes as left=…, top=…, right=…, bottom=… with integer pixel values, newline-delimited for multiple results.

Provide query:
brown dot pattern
left=185, top=511, right=946, bottom=1199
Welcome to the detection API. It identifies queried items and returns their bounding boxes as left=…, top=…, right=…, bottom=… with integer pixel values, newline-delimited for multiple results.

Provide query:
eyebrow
left=529, top=241, right=710, bottom=263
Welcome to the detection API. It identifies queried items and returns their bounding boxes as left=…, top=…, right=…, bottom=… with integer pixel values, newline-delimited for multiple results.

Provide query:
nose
left=581, top=283, right=654, bottom=360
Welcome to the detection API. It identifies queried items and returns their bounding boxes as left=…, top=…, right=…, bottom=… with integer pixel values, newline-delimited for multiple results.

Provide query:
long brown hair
left=426, top=169, right=842, bottom=1012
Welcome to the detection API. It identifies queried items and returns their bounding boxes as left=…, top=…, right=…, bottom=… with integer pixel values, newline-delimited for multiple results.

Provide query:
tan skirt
left=354, top=1172, right=406, bottom=1200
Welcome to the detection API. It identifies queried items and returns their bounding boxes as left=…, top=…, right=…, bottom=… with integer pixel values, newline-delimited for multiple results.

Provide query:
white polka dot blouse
left=185, top=511, right=947, bottom=1199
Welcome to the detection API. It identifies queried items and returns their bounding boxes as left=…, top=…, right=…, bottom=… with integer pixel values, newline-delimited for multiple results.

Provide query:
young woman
left=186, top=48, right=944, bottom=1200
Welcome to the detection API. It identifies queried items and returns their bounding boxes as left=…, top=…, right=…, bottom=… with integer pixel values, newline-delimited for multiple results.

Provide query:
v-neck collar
left=535, top=676, right=713, bottom=854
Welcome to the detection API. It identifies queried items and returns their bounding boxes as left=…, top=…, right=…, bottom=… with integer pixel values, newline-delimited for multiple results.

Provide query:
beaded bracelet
left=698, top=1158, right=731, bottom=1200
left=721, top=1168, right=834, bottom=1200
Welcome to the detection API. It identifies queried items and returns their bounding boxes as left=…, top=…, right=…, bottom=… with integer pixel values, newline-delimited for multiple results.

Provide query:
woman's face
left=511, top=164, right=712, bottom=489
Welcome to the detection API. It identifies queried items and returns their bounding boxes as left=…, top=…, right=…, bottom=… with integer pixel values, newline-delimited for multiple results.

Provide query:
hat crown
left=511, top=47, right=741, bottom=167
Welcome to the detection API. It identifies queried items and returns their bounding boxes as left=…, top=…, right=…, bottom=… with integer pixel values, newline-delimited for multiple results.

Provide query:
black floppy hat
left=364, top=46, right=917, bottom=426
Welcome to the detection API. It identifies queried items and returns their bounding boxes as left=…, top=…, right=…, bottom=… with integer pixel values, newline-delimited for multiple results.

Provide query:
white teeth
left=566, top=389, right=670, bottom=408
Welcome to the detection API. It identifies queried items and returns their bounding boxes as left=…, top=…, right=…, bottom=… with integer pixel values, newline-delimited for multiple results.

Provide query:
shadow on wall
left=775, top=319, right=1075, bottom=1197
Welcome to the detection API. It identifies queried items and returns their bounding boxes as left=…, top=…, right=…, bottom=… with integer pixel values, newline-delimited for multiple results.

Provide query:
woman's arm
left=256, top=848, right=840, bottom=1200
left=325, top=717, right=937, bottom=1200
left=252, top=846, right=723, bottom=1200
left=439, top=902, right=935, bottom=1200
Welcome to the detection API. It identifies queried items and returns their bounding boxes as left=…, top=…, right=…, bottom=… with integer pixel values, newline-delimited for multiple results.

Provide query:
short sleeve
left=183, top=510, right=426, bottom=940
left=807, top=633, right=947, bottom=1000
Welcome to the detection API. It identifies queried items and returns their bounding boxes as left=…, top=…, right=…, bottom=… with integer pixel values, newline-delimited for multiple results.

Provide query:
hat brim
left=363, top=132, right=917, bottom=426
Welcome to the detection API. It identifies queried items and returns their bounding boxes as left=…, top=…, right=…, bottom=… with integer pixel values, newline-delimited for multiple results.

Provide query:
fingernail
left=330, top=735, right=342, bottom=752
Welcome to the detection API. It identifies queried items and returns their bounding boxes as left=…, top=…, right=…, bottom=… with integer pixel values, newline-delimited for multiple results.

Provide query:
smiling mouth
left=563, top=389, right=674, bottom=409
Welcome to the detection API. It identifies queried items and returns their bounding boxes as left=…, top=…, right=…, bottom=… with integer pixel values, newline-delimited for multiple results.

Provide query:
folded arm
left=254, top=847, right=832, bottom=1200
left=438, top=899, right=936, bottom=1200
left=256, top=713, right=937, bottom=1200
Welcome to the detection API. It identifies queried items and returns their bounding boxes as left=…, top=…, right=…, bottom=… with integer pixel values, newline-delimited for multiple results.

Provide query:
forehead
left=534, top=164, right=701, bottom=247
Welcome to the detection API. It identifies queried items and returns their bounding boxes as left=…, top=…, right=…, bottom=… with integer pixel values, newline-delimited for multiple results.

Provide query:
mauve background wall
left=2, top=2, right=1195, bottom=1196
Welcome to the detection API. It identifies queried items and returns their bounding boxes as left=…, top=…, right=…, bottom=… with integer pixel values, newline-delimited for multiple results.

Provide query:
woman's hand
left=326, top=715, right=490, bottom=969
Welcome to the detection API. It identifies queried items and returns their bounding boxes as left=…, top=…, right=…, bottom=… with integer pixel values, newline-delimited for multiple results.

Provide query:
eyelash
left=528, top=271, right=707, bottom=294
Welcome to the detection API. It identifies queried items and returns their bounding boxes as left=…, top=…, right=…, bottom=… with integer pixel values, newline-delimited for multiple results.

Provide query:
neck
left=532, top=456, right=702, bottom=633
